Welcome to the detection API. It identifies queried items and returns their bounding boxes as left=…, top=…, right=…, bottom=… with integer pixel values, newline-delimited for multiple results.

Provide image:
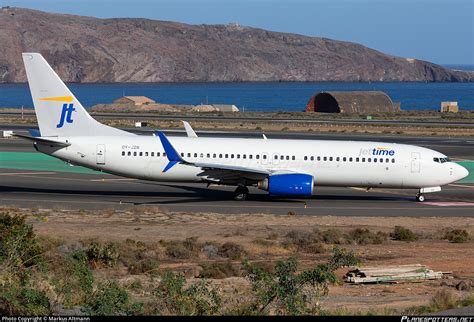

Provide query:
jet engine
left=258, top=173, right=314, bottom=196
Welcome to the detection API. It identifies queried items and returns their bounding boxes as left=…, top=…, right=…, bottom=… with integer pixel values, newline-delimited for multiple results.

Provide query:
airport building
left=306, top=91, right=400, bottom=113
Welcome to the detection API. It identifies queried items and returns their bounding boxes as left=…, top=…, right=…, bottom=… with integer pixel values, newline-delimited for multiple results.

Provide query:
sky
left=4, top=0, right=473, bottom=64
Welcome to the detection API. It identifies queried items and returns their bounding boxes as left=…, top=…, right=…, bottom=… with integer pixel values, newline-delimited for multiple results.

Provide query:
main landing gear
left=233, top=186, right=249, bottom=201
left=415, top=193, right=425, bottom=202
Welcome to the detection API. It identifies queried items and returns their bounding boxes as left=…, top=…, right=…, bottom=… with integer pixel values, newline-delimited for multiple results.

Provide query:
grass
left=404, top=290, right=474, bottom=315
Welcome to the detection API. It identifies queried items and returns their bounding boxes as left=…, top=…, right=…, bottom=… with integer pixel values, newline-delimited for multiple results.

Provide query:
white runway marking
left=0, top=171, right=56, bottom=176
left=448, top=184, right=474, bottom=189
left=422, top=202, right=474, bottom=207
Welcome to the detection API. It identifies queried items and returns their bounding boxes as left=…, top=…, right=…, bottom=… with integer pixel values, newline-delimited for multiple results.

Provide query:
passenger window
left=231, top=154, right=235, bottom=159
left=219, top=154, right=223, bottom=158
left=127, top=151, right=131, bottom=156
left=163, top=152, right=166, bottom=157
left=374, top=158, right=377, bottom=163
left=256, top=155, right=260, bottom=159
left=194, top=153, right=198, bottom=158
left=385, top=158, right=389, bottom=163
left=329, top=157, right=333, bottom=162
left=343, top=157, right=346, bottom=162
left=368, top=158, right=371, bottom=162
left=349, top=157, right=353, bottom=162
left=151, top=152, right=155, bottom=157
left=362, top=158, right=365, bottom=162
left=145, top=152, right=148, bottom=156
left=263, top=155, right=267, bottom=160
left=356, top=157, right=359, bottom=162
left=200, top=153, right=203, bottom=158
left=121, top=151, right=125, bottom=156
left=392, top=159, right=395, bottom=163
left=243, top=155, right=246, bottom=159
left=336, top=157, right=340, bottom=162
left=187, top=153, right=191, bottom=158
left=304, top=156, right=308, bottom=161
left=280, top=155, right=284, bottom=160
left=310, top=156, right=314, bottom=161
left=225, top=154, right=228, bottom=158
left=380, top=158, right=383, bottom=163
left=237, top=154, right=240, bottom=159
left=213, top=153, right=216, bottom=158
left=323, top=157, right=327, bottom=161
left=207, top=153, right=210, bottom=158
left=133, top=152, right=137, bottom=156
left=139, top=152, right=143, bottom=157
left=317, top=156, right=321, bottom=161
left=157, top=152, right=161, bottom=157
left=292, top=156, right=295, bottom=160
left=249, top=155, right=253, bottom=159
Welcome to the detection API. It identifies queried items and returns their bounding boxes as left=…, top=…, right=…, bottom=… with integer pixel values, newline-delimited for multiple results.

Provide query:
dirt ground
left=8, top=206, right=473, bottom=314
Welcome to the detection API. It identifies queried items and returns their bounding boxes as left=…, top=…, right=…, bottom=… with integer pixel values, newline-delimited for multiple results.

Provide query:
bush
left=52, top=250, right=95, bottom=307
left=444, top=229, right=470, bottom=243
left=349, top=228, right=388, bottom=245
left=0, top=213, right=44, bottom=270
left=85, top=242, right=119, bottom=268
left=0, top=285, right=51, bottom=315
left=242, top=246, right=360, bottom=315
left=85, top=280, right=143, bottom=316
left=163, top=237, right=200, bottom=259
left=390, top=226, right=417, bottom=242
left=151, top=271, right=221, bottom=315
left=218, top=242, right=244, bottom=260
left=128, top=259, right=160, bottom=275
left=199, top=261, right=239, bottom=279
left=284, top=230, right=324, bottom=253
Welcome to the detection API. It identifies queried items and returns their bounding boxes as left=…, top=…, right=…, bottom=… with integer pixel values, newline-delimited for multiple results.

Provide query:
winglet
left=156, top=131, right=183, bottom=173
left=182, top=121, right=198, bottom=138
left=262, top=133, right=267, bottom=140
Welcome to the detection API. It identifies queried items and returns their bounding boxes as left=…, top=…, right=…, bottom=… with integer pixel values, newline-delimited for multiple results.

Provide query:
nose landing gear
left=415, top=193, right=425, bottom=202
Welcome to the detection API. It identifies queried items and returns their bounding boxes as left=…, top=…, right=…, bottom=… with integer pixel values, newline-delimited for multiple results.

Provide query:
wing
left=156, top=131, right=270, bottom=183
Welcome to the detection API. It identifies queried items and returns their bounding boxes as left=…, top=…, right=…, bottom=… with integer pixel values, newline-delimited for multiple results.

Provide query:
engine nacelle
left=258, top=173, right=314, bottom=196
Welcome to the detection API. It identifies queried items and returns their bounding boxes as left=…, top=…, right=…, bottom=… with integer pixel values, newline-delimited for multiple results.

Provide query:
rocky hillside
left=0, top=7, right=472, bottom=83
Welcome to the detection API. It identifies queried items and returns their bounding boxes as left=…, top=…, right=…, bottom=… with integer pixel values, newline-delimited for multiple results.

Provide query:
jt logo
left=56, top=103, right=75, bottom=128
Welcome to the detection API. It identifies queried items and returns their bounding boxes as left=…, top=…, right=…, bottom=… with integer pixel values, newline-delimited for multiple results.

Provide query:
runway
left=0, top=168, right=473, bottom=215
left=1, top=132, right=473, bottom=216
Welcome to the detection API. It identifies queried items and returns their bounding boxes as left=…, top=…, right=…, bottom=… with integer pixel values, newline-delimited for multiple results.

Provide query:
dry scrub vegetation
left=0, top=206, right=473, bottom=316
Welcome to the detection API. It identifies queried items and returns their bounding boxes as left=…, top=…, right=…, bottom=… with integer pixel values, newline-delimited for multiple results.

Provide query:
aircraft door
left=411, top=152, right=420, bottom=173
left=96, top=144, right=106, bottom=165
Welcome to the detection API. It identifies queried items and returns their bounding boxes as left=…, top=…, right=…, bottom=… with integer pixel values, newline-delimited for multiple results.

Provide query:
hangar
left=306, top=91, right=400, bottom=113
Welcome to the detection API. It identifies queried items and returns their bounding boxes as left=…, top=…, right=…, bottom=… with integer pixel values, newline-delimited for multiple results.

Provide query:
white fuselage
left=35, top=135, right=466, bottom=189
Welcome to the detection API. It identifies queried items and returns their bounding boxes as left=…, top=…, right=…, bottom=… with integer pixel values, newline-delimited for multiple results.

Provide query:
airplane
left=16, top=53, right=469, bottom=202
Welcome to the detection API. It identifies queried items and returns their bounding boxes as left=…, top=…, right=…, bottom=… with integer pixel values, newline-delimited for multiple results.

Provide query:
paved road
left=2, top=111, right=474, bottom=127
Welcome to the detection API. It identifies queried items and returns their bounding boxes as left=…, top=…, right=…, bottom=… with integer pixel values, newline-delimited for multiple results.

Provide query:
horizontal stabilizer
left=12, top=133, right=71, bottom=147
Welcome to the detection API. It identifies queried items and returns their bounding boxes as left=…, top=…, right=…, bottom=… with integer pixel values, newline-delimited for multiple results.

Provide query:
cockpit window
left=434, top=157, right=451, bottom=163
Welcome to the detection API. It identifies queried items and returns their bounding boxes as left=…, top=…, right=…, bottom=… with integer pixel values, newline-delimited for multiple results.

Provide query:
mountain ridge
left=1, top=7, right=472, bottom=83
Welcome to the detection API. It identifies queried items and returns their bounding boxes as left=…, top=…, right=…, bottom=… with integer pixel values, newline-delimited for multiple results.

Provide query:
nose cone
left=454, top=164, right=469, bottom=182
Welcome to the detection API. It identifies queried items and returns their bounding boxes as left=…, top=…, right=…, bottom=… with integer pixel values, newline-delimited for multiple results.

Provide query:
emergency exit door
left=411, top=152, right=420, bottom=173
left=96, top=144, right=106, bottom=165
